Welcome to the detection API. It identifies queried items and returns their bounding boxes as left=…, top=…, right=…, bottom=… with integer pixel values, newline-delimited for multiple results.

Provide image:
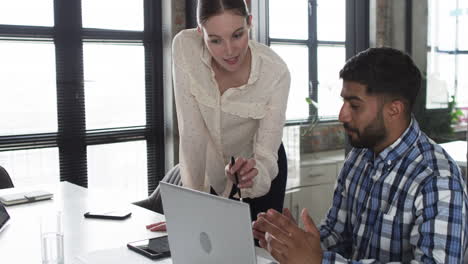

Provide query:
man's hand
left=253, top=208, right=323, bottom=264
left=253, top=208, right=296, bottom=248
left=225, top=157, right=258, bottom=188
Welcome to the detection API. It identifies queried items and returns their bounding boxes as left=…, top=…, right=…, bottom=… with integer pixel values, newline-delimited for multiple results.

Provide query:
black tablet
left=83, top=210, right=132, bottom=220
left=127, top=235, right=171, bottom=260
left=0, top=203, right=10, bottom=233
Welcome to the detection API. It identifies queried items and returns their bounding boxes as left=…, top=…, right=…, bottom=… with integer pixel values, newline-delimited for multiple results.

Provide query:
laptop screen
left=0, top=202, right=10, bottom=232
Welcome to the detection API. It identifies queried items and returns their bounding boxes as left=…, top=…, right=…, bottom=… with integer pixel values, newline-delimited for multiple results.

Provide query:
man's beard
left=344, top=109, right=387, bottom=150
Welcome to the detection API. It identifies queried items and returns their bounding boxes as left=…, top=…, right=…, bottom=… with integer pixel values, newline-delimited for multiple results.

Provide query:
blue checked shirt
left=320, top=118, right=468, bottom=263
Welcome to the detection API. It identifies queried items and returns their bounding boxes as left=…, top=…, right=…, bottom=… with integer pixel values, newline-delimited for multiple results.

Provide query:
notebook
left=0, top=190, right=53, bottom=206
left=160, top=182, right=275, bottom=264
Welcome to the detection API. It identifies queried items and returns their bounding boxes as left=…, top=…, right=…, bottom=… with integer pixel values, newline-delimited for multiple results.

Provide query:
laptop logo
left=199, top=232, right=212, bottom=254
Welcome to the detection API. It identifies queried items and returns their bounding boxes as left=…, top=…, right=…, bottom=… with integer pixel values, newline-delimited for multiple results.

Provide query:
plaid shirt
left=320, top=118, right=468, bottom=263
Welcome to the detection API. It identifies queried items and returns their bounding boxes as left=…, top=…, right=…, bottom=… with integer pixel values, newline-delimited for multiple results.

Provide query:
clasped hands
left=252, top=208, right=323, bottom=264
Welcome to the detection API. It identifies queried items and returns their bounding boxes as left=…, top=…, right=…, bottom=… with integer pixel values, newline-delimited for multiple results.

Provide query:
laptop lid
left=0, top=202, right=10, bottom=233
left=160, top=182, right=257, bottom=264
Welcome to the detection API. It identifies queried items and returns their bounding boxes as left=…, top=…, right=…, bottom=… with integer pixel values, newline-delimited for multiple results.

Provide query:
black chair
left=133, top=164, right=181, bottom=214
left=0, top=166, right=14, bottom=189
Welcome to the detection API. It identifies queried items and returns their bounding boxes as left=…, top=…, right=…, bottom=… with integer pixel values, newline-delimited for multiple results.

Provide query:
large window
left=268, top=0, right=347, bottom=122
left=0, top=0, right=165, bottom=200
left=427, top=0, right=468, bottom=110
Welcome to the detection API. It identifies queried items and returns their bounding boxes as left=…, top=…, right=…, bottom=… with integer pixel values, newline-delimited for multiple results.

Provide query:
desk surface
left=0, top=182, right=274, bottom=264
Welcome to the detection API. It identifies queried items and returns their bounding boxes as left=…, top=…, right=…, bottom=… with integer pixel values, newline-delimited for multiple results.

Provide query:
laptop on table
left=160, top=182, right=275, bottom=264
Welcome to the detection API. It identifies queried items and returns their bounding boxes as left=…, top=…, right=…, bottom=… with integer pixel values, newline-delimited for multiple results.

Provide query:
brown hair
left=197, top=0, right=250, bottom=25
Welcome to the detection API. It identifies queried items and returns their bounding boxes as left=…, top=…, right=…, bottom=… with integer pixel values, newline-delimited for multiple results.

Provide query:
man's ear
left=197, top=26, right=202, bottom=34
left=386, top=99, right=405, bottom=121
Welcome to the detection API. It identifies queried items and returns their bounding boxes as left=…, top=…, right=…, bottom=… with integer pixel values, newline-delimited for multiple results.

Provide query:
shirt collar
left=200, top=40, right=260, bottom=87
left=359, top=116, right=421, bottom=168
left=376, top=116, right=421, bottom=166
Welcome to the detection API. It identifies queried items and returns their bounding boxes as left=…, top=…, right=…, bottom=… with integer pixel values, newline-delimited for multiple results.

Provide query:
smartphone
left=83, top=210, right=132, bottom=220
left=127, top=235, right=171, bottom=260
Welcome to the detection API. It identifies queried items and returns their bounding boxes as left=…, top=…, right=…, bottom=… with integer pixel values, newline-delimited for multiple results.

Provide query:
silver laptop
left=160, top=182, right=260, bottom=264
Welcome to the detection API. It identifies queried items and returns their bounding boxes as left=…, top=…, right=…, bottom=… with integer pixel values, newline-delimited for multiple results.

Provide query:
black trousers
left=211, top=143, right=288, bottom=221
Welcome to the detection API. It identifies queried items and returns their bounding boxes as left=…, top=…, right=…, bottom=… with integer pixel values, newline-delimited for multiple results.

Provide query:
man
left=253, top=47, right=468, bottom=263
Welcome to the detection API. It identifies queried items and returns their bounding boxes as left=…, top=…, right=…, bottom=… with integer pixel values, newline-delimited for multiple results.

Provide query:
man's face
left=338, top=81, right=388, bottom=150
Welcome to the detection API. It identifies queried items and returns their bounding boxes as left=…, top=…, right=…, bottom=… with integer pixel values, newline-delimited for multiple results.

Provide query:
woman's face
left=200, top=11, right=251, bottom=73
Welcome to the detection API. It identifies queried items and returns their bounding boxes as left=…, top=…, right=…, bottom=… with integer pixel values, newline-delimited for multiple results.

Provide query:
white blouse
left=172, top=29, right=290, bottom=198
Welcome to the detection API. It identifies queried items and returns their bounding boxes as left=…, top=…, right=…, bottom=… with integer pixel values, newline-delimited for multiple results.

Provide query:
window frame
left=426, top=0, right=468, bottom=110
left=255, top=0, right=369, bottom=125
left=0, top=0, right=166, bottom=195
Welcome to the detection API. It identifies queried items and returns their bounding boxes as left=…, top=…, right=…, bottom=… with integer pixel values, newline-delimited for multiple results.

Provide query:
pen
left=230, top=156, right=242, bottom=201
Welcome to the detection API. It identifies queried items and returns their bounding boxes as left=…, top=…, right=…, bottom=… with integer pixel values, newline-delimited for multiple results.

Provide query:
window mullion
left=54, top=0, right=88, bottom=187
left=309, top=0, right=318, bottom=106
left=144, top=0, right=165, bottom=195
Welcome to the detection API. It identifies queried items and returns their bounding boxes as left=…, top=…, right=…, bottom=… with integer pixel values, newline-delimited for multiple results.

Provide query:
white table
left=0, top=182, right=275, bottom=263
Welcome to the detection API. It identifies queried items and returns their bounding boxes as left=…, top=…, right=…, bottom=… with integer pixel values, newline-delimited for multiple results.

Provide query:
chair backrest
left=0, top=166, right=14, bottom=189
left=133, top=164, right=181, bottom=214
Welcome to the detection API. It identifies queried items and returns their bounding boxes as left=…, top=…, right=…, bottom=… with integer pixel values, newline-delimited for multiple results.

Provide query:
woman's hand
left=226, top=157, right=258, bottom=189
left=146, top=221, right=167, bottom=232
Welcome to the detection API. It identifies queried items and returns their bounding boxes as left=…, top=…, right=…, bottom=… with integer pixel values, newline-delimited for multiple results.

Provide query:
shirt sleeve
left=172, top=37, right=209, bottom=191
left=242, top=68, right=290, bottom=198
left=320, top=174, right=467, bottom=264
left=410, top=176, right=466, bottom=263
left=320, top=159, right=353, bottom=257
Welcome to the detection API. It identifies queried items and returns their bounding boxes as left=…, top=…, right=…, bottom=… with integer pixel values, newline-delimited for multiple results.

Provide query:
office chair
left=133, top=164, right=181, bottom=214
left=0, top=165, right=14, bottom=189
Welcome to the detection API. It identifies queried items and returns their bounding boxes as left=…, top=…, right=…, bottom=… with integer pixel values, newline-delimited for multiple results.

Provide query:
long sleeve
left=172, top=50, right=209, bottom=191
left=171, top=29, right=292, bottom=198
left=242, top=69, right=290, bottom=198
left=321, top=175, right=467, bottom=264
left=317, top=119, right=468, bottom=263
left=320, top=159, right=353, bottom=257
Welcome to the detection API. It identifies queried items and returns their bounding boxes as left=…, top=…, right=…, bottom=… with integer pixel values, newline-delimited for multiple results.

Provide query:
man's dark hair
left=339, top=47, right=422, bottom=118
left=197, top=0, right=250, bottom=25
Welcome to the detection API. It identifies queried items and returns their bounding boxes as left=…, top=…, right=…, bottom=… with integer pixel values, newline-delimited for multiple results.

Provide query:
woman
left=145, top=0, right=290, bottom=231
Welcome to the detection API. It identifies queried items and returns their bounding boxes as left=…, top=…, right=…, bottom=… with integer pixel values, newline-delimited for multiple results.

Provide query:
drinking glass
left=40, top=211, right=64, bottom=264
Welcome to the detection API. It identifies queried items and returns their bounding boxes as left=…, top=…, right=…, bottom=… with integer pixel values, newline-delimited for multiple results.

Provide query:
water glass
left=40, top=211, right=64, bottom=264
